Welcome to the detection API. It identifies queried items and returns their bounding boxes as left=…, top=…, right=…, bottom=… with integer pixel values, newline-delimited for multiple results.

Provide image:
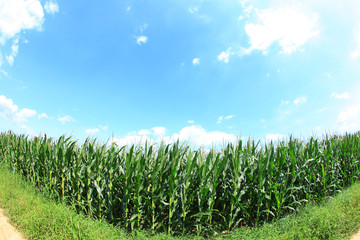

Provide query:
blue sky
left=1, top=0, right=360, bottom=147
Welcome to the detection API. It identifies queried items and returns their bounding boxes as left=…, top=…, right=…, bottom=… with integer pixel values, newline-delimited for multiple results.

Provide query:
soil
left=352, top=230, right=360, bottom=240
left=0, top=208, right=25, bottom=240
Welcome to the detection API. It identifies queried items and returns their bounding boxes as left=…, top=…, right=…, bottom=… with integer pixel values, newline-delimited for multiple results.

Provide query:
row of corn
left=0, top=131, right=359, bottom=235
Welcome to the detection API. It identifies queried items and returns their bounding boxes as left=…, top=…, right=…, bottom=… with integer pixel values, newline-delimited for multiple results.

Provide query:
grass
left=226, top=182, right=360, bottom=240
left=2, top=131, right=360, bottom=236
left=1, top=163, right=360, bottom=240
left=0, top=163, right=202, bottom=240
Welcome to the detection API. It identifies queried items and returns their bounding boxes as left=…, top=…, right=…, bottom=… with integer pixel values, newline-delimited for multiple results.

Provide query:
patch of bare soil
left=0, top=208, right=25, bottom=240
left=351, top=229, right=360, bottom=240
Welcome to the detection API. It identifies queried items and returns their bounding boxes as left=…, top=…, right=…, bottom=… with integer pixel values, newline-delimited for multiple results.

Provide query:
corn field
left=0, top=131, right=360, bottom=235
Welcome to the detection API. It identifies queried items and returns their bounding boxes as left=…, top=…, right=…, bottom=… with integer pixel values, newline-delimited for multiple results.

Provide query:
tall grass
left=0, top=131, right=360, bottom=236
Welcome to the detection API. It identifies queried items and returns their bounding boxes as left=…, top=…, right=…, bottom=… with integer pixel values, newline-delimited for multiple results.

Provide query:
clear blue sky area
left=1, top=0, right=360, bottom=147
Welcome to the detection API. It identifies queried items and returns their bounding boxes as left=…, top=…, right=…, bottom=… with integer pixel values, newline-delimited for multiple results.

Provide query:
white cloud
left=86, top=128, right=99, bottom=135
left=192, top=58, right=200, bottom=65
left=243, top=4, right=254, bottom=14
left=187, top=120, right=194, bottom=124
left=293, top=97, right=307, bottom=105
left=171, top=125, right=237, bottom=147
left=337, top=104, right=360, bottom=123
left=0, top=95, right=37, bottom=122
left=138, top=129, right=151, bottom=135
left=317, top=107, right=328, bottom=112
left=0, top=70, right=8, bottom=76
left=152, top=126, right=166, bottom=136
left=86, top=125, right=108, bottom=135
left=38, top=113, right=49, bottom=119
left=330, top=92, right=350, bottom=99
left=99, top=125, right=108, bottom=131
left=0, top=0, right=44, bottom=44
left=350, top=33, right=360, bottom=59
left=14, top=108, right=36, bottom=122
left=6, top=38, right=19, bottom=66
left=126, top=6, right=131, bottom=11
left=217, top=115, right=234, bottom=124
left=217, top=47, right=233, bottom=63
left=58, top=115, right=75, bottom=124
left=111, top=135, right=153, bottom=147
left=188, top=7, right=199, bottom=14
left=336, top=104, right=360, bottom=133
left=265, top=133, right=285, bottom=142
left=244, top=7, right=318, bottom=54
left=20, top=124, right=36, bottom=136
left=44, top=1, right=59, bottom=14
left=111, top=125, right=238, bottom=148
left=136, top=35, right=148, bottom=45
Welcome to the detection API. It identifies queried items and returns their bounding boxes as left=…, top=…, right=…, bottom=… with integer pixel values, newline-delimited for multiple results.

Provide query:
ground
left=0, top=208, right=25, bottom=240
left=0, top=206, right=360, bottom=240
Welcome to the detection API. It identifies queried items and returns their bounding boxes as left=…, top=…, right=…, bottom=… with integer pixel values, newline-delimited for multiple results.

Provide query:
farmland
left=0, top=131, right=360, bottom=236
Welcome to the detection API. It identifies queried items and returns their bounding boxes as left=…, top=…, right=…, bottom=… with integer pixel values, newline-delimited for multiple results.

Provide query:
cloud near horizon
left=110, top=125, right=238, bottom=148
left=0, top=95, right=37, bottom=122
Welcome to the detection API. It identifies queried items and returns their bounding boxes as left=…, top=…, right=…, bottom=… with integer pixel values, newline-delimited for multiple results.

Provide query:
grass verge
left=1, top=163, right=360, bottom=240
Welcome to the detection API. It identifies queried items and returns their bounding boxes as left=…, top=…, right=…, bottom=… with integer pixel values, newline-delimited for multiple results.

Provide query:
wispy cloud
left=38, top=113, right=51, bottom=119
left=350, top=32, right=360, bottom=59
left=192, top=58, right=200, bottom=65
left=58, top=115, right=75, bottom=124
left=135, top=23, right=148, bottom=45
left=217, top=115, right=234, bottom=124
left=188, top=7, right=199, bottom=14
left=217, top=47, right=233, bottom=63
left=99, top=125, right=108, bottom=130
left=337, top=104, right=360, bottom=133
left=293, top=97, right=307, bottom=105
left=337, top=104, right=360, bottom=123
left=86, top=125, right=108, bottom=135
left=136, top=36, right=148, bottom=45
left=330, top=92, right=350, bottom=99
left=187, top=120, right=195, bottom=124
left=44, top=1, right=59, bottom=14
left=6, top=39, right=19, bottom=66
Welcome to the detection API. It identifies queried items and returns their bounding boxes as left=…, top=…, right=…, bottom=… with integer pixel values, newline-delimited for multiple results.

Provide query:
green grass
left=1, top=131, right=360, bottom=236
left=0, top=164, right=204, bottom=240
left=226, top=182, right=360, bottom=240
left=1, top=163, right=360, bottom=239
left=0, top=163, right=127, bottom=240
left=1, top=131, right=360, bottom=238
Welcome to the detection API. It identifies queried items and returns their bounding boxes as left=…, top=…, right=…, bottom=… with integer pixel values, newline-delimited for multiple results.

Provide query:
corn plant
left=1, top=130, right=360, bottom=236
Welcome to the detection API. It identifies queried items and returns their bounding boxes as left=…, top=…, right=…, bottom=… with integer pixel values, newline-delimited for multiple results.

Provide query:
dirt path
left=0, top=208, right=25, bottom=240
left=352, top=230, right=360, bottom=240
